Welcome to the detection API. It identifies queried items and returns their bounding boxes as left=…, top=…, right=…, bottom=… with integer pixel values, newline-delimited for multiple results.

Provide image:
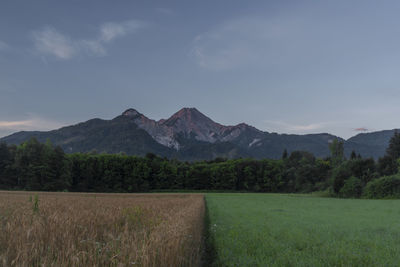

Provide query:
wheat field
left=0, top=191, right=205, bottom=267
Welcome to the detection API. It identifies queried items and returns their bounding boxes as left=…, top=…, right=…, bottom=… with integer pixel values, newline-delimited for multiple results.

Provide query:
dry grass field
left=0, top=191, right=205, bottom=267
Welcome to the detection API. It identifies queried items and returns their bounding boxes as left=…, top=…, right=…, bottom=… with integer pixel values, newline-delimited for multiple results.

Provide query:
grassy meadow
left=205, top=193, right=400, bottom=267
left=0, top=192, right=204, bottom=267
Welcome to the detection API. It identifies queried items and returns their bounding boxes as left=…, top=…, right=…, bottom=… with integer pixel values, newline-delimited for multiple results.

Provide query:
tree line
left=1, top=133, right=400, bottom=198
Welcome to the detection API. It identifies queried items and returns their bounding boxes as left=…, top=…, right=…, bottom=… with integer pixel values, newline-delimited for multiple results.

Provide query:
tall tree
left=378, top=131, right=400, bottom=175
left=282, top=149, right=288, bottom=160
left=386, top=131, right=400, bottom=159
left=350, top=150, right=357, bottom=160
left=329, top=139, right=344, bottom=168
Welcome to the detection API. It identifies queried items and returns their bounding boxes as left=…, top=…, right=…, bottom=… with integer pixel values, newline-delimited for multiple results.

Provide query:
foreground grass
left=206, top=193, right=400, bottom=266
left=0, top=191, right=204, bottom=266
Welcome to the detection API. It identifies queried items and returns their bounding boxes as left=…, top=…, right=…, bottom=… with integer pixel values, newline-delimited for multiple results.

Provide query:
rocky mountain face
left=122, top=107, right=264, bottom=151
left=1, top=107, right=397, bottom=160
left=122, top=108, right=179, bottom=149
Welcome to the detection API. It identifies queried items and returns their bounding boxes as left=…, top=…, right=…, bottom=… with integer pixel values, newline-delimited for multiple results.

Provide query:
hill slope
left=1, top=116, right=174, bottom=157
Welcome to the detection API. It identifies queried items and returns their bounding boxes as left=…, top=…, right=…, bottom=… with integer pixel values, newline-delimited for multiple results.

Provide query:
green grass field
left=205, top=193, right=400, bottom=266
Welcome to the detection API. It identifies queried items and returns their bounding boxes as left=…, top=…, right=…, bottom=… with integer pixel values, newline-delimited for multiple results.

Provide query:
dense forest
left=1, top=132, right=400, bottom=198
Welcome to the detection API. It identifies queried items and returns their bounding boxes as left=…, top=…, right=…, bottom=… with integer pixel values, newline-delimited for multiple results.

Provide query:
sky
left=1, top=0, right=400, bottom=139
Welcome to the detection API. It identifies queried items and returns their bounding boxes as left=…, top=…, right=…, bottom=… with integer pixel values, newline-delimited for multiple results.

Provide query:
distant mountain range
left=1, top=108, right=397, bottom=160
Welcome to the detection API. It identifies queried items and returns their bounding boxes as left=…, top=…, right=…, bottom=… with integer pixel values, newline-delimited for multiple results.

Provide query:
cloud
left=100, top=20, right=143, bottom=42
left=0, top=40, right=8, bottom=50
left=33, top=27, right=77, bottom=59
left=190, top=14, right=365, bottom=71
left=193, top=40, right=255, bottom=71
left=0, top=120, right=30, bottom=127
left=0, top=115, right=68, bottom=138
left=264, top=120, right=330, bottom=132
left=32, top=20, right=144, bottom=60
left=354, top=127, right=368, bottom=132
left=0, top=115, right=65, bottom=132
left=80, top=40, right=107, bottom=57
left=192, top=17, right=290, bottom=71
left=290, top=123, right=326, bottom=131
left=156, top=8, right=174, bottom=15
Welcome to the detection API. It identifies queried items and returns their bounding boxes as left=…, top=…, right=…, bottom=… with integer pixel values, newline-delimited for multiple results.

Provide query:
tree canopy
left=0, top=133, right=399, bottom=199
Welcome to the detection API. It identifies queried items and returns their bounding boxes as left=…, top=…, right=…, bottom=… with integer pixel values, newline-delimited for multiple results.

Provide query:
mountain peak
left=182, top=107, right=199, bottom=111
left=122, top=108, right=141, bottom=117
left=175, top=107, right=202, bottom=116
left=163, top=107, right=214, bottom=126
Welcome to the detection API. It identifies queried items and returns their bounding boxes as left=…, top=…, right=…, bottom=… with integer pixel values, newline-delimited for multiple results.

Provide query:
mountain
left=1, top=116, right=174, bottom=157
left=122, top=107, right=264, bottom=150
left=344, top=129, right=399, bottom=158
left=0, top=107, right=396, bottom=160
left=248, top=133, right=344, bottom=159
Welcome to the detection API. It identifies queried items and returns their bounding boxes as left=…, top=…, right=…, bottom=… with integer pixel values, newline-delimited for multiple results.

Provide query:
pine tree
left=386, top=130, right=400, bottom=159
left=329, top=139, right=344, bottom=167
left=282, top=149, right=288, bottom=160
left=350, top=150, right=357, bottom=160
left=378, top=130, right=400, bottom=175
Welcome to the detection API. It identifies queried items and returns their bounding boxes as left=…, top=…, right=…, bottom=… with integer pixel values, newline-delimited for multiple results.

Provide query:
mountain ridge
left=121, top=107, right=264, bottom=151
left=0, top=107, right=397, bottom=160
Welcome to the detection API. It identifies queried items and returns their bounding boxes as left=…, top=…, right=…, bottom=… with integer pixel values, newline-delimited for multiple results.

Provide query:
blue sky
left=1, top=0, right=400, bottom=139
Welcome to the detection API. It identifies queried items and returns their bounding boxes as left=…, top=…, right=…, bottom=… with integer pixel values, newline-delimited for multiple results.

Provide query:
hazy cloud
left=192, top=17, right=295, bottom=71
left=0, top=115, right=65, bottom=138
left=80, top=40, right=107, bottom=57
left=33, top=20, right=144, bottom=60
left=33, top=27, right=77, bottom=59
left=354, top=127, right=369, bottom=132
left=156, top=8, right=174, bottom=15
left=100, top=20, right=143, bottom=42
left=264, top=120, right=331, bottom=133
left=192, top=18, right=261, bottom=70
left=0, top=40, right=8, bottom=50
left=191, top=13, right=377, bottom=71
left=0, top=120, right=34, bottom=128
